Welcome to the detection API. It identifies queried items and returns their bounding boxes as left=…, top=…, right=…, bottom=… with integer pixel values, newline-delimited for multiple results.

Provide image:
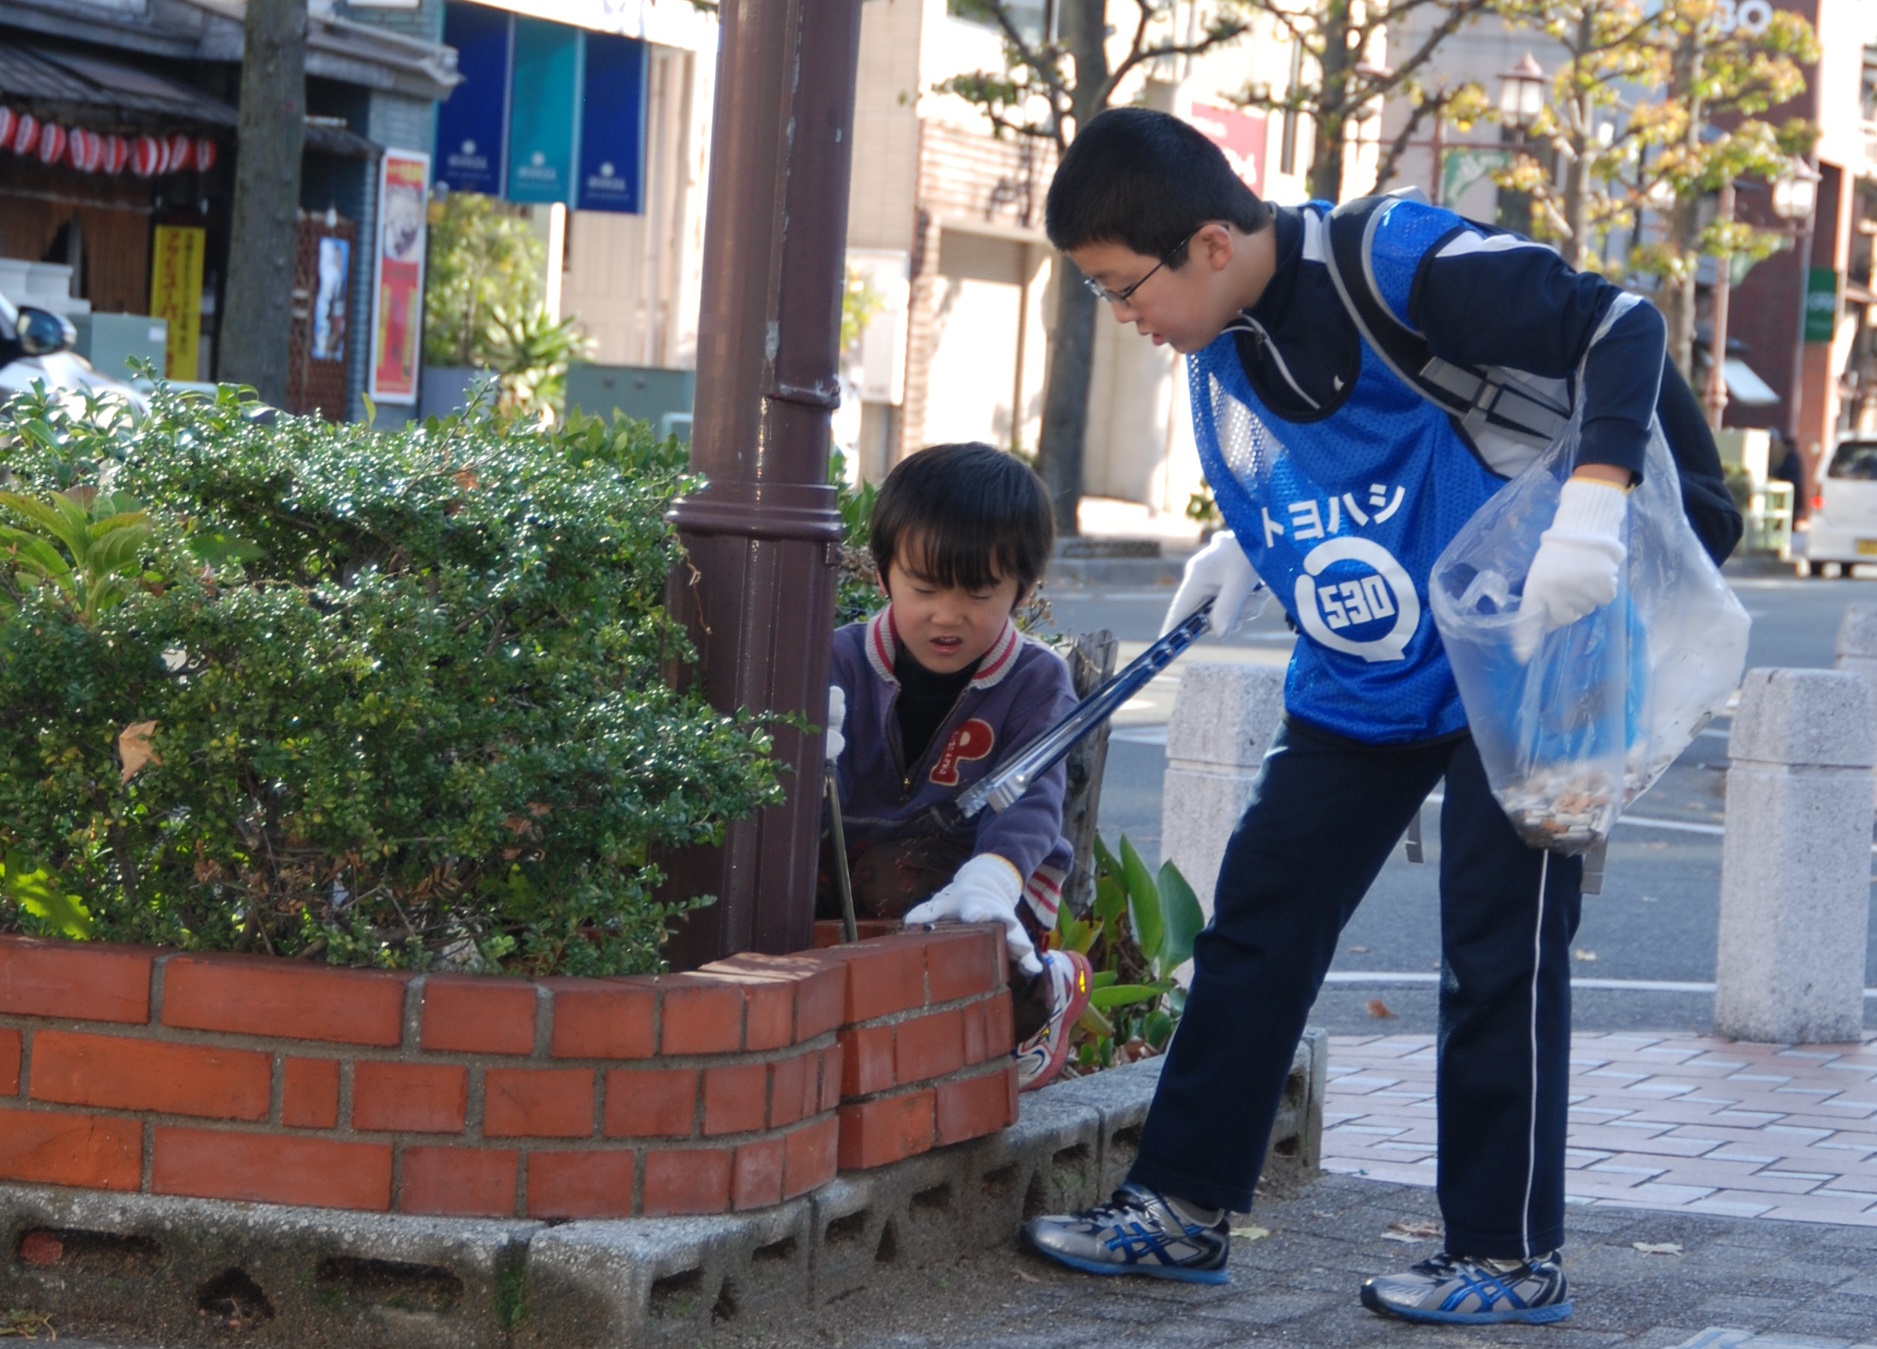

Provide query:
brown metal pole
left=1704, top=180, right=1736, bottom=432
left=659, top=0, right=863, bottom=965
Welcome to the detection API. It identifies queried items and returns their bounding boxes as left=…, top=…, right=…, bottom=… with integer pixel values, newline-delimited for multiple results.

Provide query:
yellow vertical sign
left=149, top=225, right=205, bottom=381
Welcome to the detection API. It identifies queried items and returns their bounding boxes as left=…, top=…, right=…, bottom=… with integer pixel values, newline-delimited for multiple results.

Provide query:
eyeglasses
left=1081, top=231, right=1197, bottom=306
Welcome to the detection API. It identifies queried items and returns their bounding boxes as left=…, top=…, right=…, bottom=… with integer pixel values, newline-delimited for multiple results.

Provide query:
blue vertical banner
left=507, top=16, right=582, bottom=204
left=434, top=2, right=511, bottom=196
left=575, top=33, right=647, bottom=214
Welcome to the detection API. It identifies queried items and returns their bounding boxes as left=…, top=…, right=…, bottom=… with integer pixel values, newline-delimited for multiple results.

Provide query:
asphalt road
left=1046, top=572, right=1877, bottom=1038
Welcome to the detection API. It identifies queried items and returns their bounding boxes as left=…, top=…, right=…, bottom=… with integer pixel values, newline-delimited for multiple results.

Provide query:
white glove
left=903, top=854, right=1041, bottom=977
left=1161, top=531, right=1265, bottom=637
left=824, top=685, right=846, bottom=762
left=1511, top=478, right=1629, bottom=664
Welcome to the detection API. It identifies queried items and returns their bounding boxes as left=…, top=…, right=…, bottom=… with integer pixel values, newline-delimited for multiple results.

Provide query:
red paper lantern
left=193, top=137, right=217, bottom=173
left=102, top=134, right=129, bottom=175
left=130, top=133, right=163, bottom=177
left=0, top=109, right=15, bottom=152
left=67, top=128, right=103, bottom=173
left=8, top=112, right=38, bottom=157
left=166, top=132, right=192, bottom=173
left=36, top=123, right=67, bottom=167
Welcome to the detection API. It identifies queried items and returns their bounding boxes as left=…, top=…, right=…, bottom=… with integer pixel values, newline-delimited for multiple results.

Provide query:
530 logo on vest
left=1293, top=537, right=1419, bottom=663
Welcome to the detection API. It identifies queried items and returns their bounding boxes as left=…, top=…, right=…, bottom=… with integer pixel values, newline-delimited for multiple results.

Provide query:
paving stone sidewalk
left=1325, top=1033, right=1877, bottom=1224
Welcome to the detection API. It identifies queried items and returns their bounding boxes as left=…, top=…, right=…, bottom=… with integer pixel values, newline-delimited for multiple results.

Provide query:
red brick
left=0, top=938, right=153, bottom=1024
left=282, top=1058, right=341, bottom=1128
left=602, top=1067, right=697, bottom=1138
left=767, top=1052, right=814, bottom=1129
left=352, top=1062, right=468, bottom=1134
left=934, top=1066, right=1018, bottom=1146
left=811, top=919, right=896, bottom=947
left=701, top=1062, right=767, bottom=1137
left=420, top=976, right=537, bottom=1055
left=0, top=1106, right=140, bottom=1190
left=732, top=1137, right=785, bottom=1210
left=400, top=1146, right=518, bottom=1217
left=483, top=1068, right=593, bottom=1138
left=0, top=1029, right=19, bottom=1095
left=837, top=1090, right=935, bottom=1170
left=961, top=1002, right=990, bottom=1066
left=153, top=1128, right=391, bottom=1210
left=985, top=991, right=1015, bottom=1056
left=641, top=1147, right=732, bottom=1216
left=527, top=1149, right=636, bottom=1219
left=922, top=925, right=1004, bottom=1003
left=782, top=1115, right=840, bottom=1199
left=162, top=956, right=407, bottom=1046
left=838, top=1025, right=895, bottom=1098
left=658, top=976, right=744, bottom=1054
left=894, top=1009, right=965, bottom=1085
left=700, top=954, right=812, bottom=1050
left=30, top=1030, right=269, bottom=1120
left=545, top=979, right=657, bottom=1060
left=793, top=964, right=846, bottom=1042
left=818, top=1046, right=843, bottom=1112
left=823, top=936, right=926, bottom=1023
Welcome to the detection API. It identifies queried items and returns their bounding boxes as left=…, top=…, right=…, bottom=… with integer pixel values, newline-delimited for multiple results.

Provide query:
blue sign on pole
left=575, top=33, right=647, bottom=214
left=507, top=16, right=582, bottom=204
left=434, top=1, right=511, bottom=196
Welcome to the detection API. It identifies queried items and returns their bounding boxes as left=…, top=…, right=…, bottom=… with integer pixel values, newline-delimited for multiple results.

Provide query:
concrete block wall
left=0, top=926, right=1015, bottom=1222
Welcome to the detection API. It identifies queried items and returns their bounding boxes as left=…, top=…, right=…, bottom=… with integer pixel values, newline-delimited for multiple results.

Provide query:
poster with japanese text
left=149, top=224, right=205, bottom=381
left=370, top=149, right=429, bottom=404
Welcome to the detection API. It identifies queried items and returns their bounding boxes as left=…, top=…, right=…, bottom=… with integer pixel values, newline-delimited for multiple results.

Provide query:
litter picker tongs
left=952, top=596, right=1221, bottom=820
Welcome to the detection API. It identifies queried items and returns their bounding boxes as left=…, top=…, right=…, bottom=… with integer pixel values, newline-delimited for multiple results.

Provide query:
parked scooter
left=0, top=289, right=147, bottom=415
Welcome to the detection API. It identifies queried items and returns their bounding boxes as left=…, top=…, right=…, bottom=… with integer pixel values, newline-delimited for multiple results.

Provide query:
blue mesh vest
left=1191, top=206, right=1504, bottom=744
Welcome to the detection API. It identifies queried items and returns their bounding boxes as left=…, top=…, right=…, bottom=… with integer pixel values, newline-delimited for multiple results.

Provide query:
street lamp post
left=1424, top=53, right=1546, bottom=208
left=1703, top=158, right=1819, bottom=432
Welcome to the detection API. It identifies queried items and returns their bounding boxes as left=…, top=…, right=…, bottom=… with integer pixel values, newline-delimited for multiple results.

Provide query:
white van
left=1797, top=437, right=1877, bottom=577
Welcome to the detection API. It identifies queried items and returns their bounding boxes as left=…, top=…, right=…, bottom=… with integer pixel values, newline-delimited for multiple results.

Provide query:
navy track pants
left=1127, top=719, right=1583, bottom=1259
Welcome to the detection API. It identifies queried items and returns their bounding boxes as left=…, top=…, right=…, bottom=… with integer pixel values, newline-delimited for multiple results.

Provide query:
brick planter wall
left=0, top=925, right=1014, bottom=1221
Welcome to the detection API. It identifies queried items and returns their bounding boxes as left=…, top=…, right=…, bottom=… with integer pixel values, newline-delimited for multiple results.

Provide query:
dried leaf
left=118, top=720, right=159, bottom=783
left=1573, top=948, right=1600, bottom=963
left=453, top=467, right=480, bottom=491
left=1631, top=1241, right=1682, bottom=1256
left=1229, top=1225, right=1270, bottom=1240
left=1381, top=1220, right=1443, bottom=1243
left=1013, top=1266, right=1042, bottom=1283
left=1365, top=998, right=1396, bottom=1019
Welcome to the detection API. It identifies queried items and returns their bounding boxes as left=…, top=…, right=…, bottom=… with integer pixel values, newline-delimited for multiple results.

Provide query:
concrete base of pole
left=1716, top=668, right=1876, bottom=1044
left=1161, top=662, right=1287, bottom=918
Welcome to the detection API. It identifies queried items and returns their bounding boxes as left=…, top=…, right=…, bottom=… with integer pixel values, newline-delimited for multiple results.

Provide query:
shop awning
left=0, top=43, right=236, bottom=126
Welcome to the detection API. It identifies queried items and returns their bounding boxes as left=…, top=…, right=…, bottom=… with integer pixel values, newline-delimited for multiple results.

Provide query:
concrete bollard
left=1161, top=661, right=1287, bottom=919
left=1833, top=602, right=1877, bottom=811
left=1715, top=667, right=1876, bottom=1044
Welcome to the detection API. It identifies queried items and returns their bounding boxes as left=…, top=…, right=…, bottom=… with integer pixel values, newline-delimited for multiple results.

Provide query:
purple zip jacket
left=830, top=606, right=1076, bottom=925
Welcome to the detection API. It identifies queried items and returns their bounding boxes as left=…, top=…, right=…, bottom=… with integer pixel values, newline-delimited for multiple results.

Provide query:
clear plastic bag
left=1429, top=417, right=1750, bottom=855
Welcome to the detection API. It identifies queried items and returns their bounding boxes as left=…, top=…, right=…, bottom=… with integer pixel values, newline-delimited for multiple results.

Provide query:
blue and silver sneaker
left=1360, top=1250, right=1571, bottom=1324
left=1022, top=1183, right=1230, bottom=1284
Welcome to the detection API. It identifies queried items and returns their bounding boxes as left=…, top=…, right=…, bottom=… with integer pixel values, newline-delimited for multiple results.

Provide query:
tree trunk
left=1307, top=0, right=1355, bottom=202
left=1036, top=266, right=1097, bottom=537
left=1030, top=0, right=1109, bottom=537
left=221, top=0, right=307, bottom=406
left=1663, top=21, right=1704, bottom=384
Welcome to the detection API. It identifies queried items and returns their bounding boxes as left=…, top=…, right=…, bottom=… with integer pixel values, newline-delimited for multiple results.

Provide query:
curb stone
left=0, top=1038, right=1324, bottom=1346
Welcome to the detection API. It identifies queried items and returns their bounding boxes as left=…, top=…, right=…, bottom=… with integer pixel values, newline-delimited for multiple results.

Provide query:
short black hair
left=871, top=443, right=1054, bottom=596
left=1046, top=107, right=1273, bottom=259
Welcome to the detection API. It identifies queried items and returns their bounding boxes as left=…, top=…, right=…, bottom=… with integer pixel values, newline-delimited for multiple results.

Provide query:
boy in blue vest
left=1021, top=107, right=1731, bottom=1324
left=822, top=442, right=1092, bottom=1092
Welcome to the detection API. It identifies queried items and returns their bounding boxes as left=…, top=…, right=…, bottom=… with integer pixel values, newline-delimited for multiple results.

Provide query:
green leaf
left=1143, top=1008, right=1175, bottom=1051
left=1119, top=835, right=1164, bottom=963
left=1089, top=969, right=1119, bottom=989
left=1092, top=870, right=1127, bottom=929
left=1154, top=858, right=1206, bottom=978
left=1089, top=982, right=1167, bottom=1011
left=2, top=850, right=92, bottom=940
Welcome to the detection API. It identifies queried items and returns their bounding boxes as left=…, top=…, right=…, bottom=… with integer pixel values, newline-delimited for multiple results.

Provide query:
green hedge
left=0, top=386, right=780, bottom=976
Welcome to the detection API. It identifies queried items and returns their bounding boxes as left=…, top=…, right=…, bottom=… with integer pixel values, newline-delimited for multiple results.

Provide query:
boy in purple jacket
left=823, top=442, right=1092, bottom=1092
